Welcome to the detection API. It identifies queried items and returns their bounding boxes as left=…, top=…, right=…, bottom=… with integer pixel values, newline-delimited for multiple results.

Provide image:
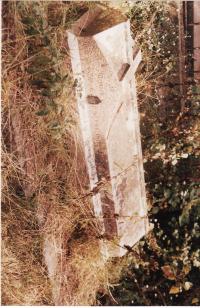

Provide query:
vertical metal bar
left=178, top=1, right=187, bottom=112
left=193, top=1, right=200, bottom=82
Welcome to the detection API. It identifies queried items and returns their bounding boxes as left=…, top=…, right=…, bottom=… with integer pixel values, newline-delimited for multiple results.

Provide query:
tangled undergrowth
left=1, top=1, right=116, bottom=305
left=99, top=0, right=200, bottom=305
left=1, top=0, right=200, bottom=306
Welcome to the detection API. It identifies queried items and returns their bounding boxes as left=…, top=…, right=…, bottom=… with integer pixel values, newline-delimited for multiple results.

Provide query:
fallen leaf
left=183, top=265, right=191, bottom=275
left=161, top=265, right=176, bottom=280
left=169, top=285, right=181, bottom=294
left=184, top=281, right=193, bottom=291
left=192, top=298, right=199, bottom=304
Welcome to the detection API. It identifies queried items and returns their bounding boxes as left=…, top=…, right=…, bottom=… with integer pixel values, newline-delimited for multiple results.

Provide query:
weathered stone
left=68, top=7, right=152, bottom=258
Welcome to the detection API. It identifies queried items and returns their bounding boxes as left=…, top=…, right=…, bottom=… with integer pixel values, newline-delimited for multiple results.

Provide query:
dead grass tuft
left=1, top=199, right=53, bottom=305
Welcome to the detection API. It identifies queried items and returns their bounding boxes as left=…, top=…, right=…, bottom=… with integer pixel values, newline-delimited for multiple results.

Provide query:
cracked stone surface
left=68, top=7, right=152, bottom=258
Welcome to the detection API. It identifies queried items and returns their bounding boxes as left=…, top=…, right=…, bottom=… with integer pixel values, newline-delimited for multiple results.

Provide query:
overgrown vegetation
left=1, top=1, right=110, bottom=305
left=98, top=0, right=200, bottom=305
left=1, top=0, right=200, bottom=306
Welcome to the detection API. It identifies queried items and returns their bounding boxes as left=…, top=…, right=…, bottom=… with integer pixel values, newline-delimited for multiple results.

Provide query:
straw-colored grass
left=1, top=1, right=116, bottom=305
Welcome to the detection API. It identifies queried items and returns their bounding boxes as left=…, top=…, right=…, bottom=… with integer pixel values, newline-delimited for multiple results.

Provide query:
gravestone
left=68, top=7, right=152, bottom=258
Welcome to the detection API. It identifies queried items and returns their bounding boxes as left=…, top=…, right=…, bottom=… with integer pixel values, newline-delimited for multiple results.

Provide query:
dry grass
left=1, top=199, right=53, bottom=305
left=1, top=1, right=121, bottom=305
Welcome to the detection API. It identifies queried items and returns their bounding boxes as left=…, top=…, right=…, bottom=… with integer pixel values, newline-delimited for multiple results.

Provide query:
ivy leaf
left=192, top=85, right=200, bottom=95
left=49, top=122, right=61, bottom=130
left=179, top=212, right=190, bottom=227
left=152, top=206, right=159, bottom=214
left=41, top=89, right=53, bottom=97
left=31, top=79, right=47, bottom=88
left=33, top=55, right=50, bottom=66
left=164, top=188, right=171, bottom=199
left=26, top=26, right=40, bottom=36
left=62, top=74, right=69, bottom=82
left=22, top=17, right=35, bottom=25
left=36, top=109, right=49, bottom=116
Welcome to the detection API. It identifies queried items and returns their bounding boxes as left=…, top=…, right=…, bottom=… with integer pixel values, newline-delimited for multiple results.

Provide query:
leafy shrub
left=99, top=1, right=200, bottom=305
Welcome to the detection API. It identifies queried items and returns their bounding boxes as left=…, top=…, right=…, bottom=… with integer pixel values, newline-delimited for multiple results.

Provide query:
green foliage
left=36, top=109, right=49, bottom=116
left=98, top=0, right=200, bottom=306
left=18, top=1, right=88, bottom=140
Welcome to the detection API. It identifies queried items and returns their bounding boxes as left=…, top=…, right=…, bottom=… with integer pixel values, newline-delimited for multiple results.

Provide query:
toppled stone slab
left=68, top=6, right=152, bottom=258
